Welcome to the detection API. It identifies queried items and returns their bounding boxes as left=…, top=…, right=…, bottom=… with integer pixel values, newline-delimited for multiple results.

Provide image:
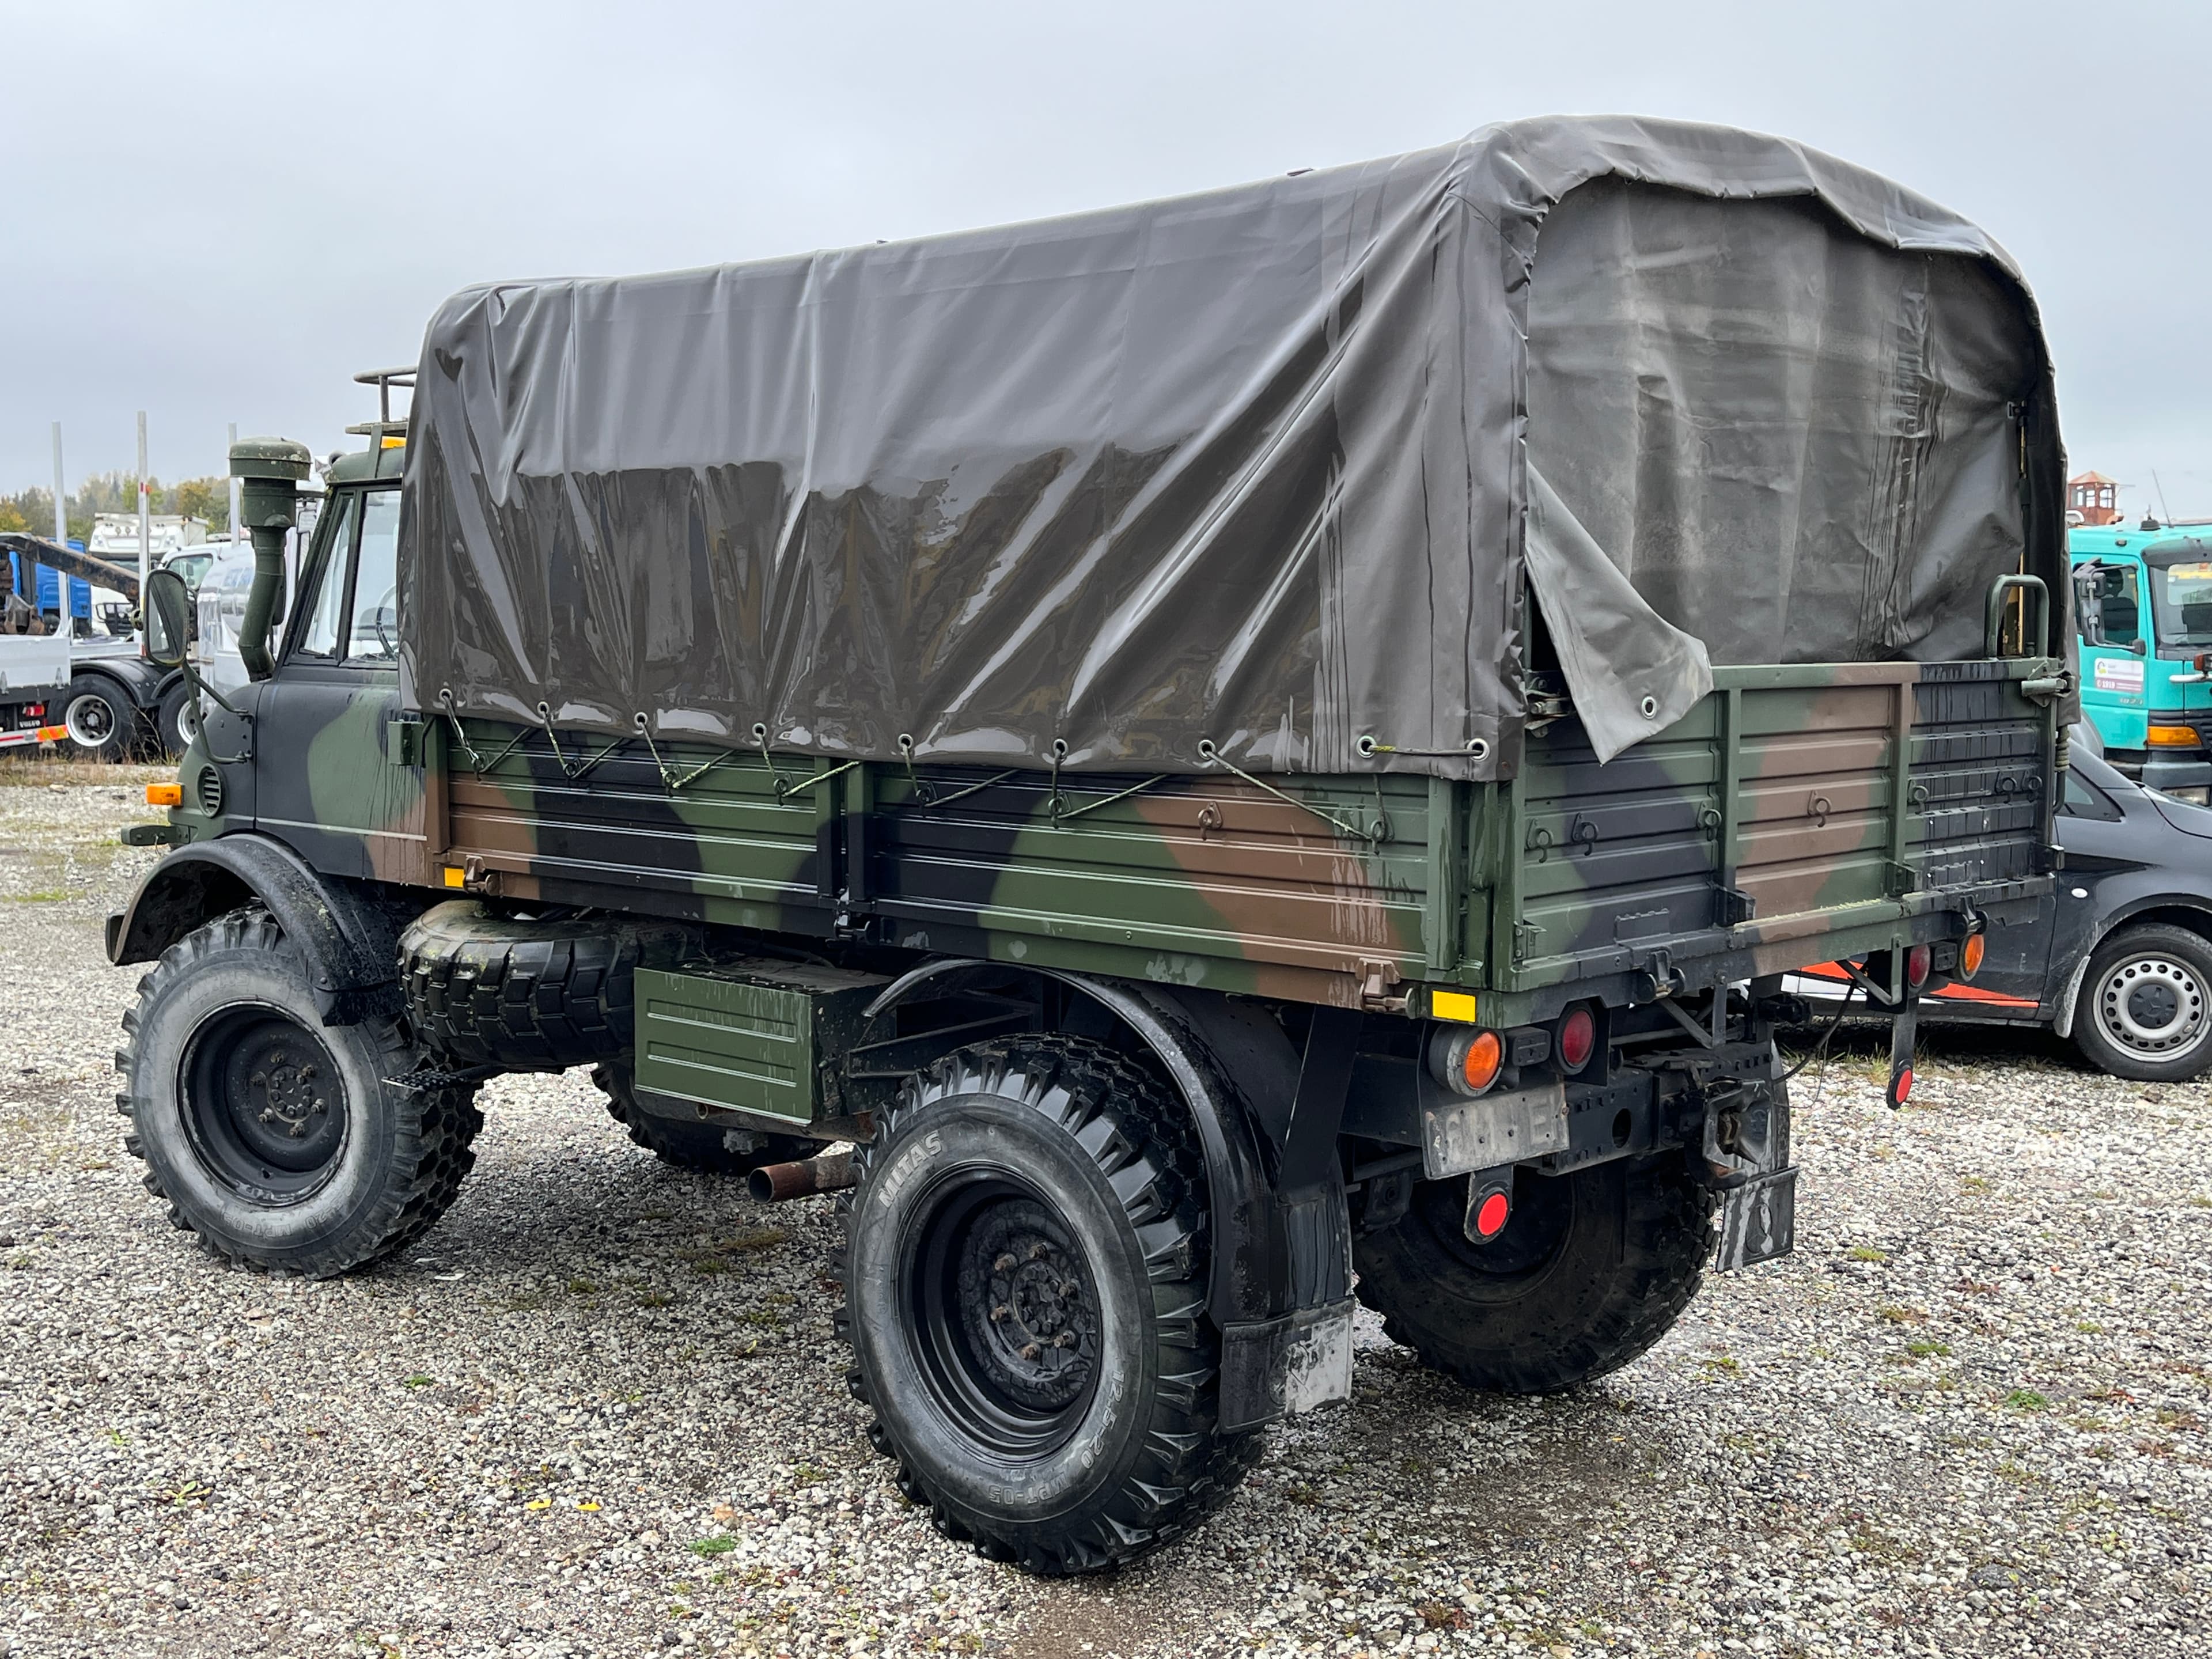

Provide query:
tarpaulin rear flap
left=400, top=115, right=2067, bottom=780
left=1524, top=180, right=2039, bottom=699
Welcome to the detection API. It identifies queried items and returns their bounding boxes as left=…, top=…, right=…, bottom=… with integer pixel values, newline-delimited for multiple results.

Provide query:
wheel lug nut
left=992, top=1253, right=1016, bottom=1273
left=1025, top=1243, right=1050, bottom=1262
left=257, top=1110, right=274, bottom=1124
left=1058, top=1279, right=1078, bottom=1298
left=990, top=1304, right=1012, bottom=1323
left=1019, top=1342, right=1041, bottom=1361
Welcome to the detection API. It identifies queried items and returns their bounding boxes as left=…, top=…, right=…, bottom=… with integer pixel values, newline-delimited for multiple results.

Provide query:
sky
left=3, top=0, right=2208, bottom=518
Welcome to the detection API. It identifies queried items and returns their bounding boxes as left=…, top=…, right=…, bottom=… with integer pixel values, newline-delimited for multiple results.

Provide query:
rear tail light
left=1555, top=1005, right=1597, bottom=1074
left=1429, top=1027, right=1503, bottom=1097
left=1906, top=945, right=1932, bottom=988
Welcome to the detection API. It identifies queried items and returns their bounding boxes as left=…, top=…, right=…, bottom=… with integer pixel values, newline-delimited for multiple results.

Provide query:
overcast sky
left=4, top=0, right=2207, bottom=517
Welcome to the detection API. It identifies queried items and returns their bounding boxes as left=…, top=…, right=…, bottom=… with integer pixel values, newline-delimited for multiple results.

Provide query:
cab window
left=350, top=490, right=402, bottom=663
left=286, top=486, right=401, bottom=668
left=292, top=493, right=358, bottom=660
left=2061, top=768, right=2124, bottom=823
left=2074, top=563, right=2142, bottom=650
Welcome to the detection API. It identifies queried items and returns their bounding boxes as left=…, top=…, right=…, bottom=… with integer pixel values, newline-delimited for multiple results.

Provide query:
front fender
left=105, top=834, right=403, bottom=1024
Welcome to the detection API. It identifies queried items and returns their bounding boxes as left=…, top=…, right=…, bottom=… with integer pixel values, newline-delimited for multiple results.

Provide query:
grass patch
left=567, top=1278, right=598, bottom=1296
left=1878, top=1305, right=1927, bottom=1325
left=687, top=1536, right=738, bottom=1557
left=2004, top=1389, right=2051, bottom=1412
left=1906, top=1340, right=1952, bottom=1359
left=402, top=1374, right=434, bottom=1389
left=1848, top=1245, right=1890, bottom=1264
left=2, top=889, right=70, bottom=903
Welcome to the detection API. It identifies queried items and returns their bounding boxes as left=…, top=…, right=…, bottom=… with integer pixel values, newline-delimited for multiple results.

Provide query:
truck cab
left=2071, top=521, right=2212, bottom=802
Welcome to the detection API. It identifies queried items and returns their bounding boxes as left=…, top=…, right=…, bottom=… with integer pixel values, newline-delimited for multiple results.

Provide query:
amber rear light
left=1428, top=1026, right=1504, bottom=1097
left=1960, top=933, right=1985, bottom=979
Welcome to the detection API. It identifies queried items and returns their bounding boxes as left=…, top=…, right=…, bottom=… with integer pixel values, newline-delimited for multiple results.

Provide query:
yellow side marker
left=146, top=783, right=183, bottom=808
left=1430, top=989, right=1479, bottom=1024
left=2147, top=724, right=2200, bottom=747
left=443, top=866, right=466, bottom=888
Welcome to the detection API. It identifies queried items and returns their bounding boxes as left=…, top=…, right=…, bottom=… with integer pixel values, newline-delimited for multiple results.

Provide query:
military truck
left=110, top=117, right=2071, bottom=1574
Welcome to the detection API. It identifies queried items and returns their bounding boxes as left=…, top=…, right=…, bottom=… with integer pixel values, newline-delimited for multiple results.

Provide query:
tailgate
left=1502, top=660, right=2056, bottom=991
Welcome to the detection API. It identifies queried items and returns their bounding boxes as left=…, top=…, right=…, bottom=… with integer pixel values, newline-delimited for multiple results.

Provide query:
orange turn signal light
left=145, top=783, right=182, bottom=808
left=1457, top=1029, right=1503, bottom=1094
left=1960, top=933, right=1985, bottom=979
left=2147, top=724, right=2200, bottom=748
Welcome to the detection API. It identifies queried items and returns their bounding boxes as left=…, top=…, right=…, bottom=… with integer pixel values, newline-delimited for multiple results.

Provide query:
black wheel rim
left=1410, top=1166, right=1578, bottom=1294
left=899, top=1172, right=1101, bottom=1460
left=177, top=1005, right=348, bottom=1202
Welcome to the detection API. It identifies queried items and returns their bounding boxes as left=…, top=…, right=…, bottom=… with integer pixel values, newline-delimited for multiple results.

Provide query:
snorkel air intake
left=228, top=437, right=312, bottom=681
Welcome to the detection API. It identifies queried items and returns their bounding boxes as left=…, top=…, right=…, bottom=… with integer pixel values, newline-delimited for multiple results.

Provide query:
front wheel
left=1353, top=1152, right=1714, bottom=1395
left=2071, top=923, right=2212, bottom=1082
left=118, top=907, right=484, bottom=1275
left=840, top=1037, right=1257, bottom=1574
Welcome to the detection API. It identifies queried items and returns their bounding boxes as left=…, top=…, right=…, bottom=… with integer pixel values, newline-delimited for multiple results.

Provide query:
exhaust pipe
left=228, top=438, right=312, bottom=681
left=748, top=1150, right=858, bottom=1203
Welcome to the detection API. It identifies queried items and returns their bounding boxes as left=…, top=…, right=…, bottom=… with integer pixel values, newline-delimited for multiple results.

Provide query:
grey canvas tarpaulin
left=400, top=113, right=2069, bottom=777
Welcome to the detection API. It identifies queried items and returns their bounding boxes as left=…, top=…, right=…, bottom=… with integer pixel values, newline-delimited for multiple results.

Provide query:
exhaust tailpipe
left=748, top=1150, right=858, bottom=1203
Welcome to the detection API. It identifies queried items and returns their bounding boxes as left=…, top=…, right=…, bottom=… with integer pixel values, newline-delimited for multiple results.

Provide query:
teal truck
left=2071, top=520, right=2212, bottom=802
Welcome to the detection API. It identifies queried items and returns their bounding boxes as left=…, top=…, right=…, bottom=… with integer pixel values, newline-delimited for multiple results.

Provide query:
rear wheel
left=592, top=1061, right=816, bottom=1174
left=2071, top=923, right=2212, bottom=1082
left=60, top=674, right=139, bottom=761
left=156, top=679, right=198, bottom=758
left=1353, top=1152, right=1714, bottom=1394
left=118, top=906, right=484, bottom=1275
left=840, top=1036, right=1257, bottom=1574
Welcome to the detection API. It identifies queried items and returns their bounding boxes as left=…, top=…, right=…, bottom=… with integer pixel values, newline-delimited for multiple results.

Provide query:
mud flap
left=1715, top=1166, right=1797, bottom=1270
left=1217, top=1298, right=1357, bottom=1430
left=1886, top=987, right=1921, bottom=1109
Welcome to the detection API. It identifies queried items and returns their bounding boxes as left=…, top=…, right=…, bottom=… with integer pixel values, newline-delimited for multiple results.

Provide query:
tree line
left=0, top=471, right=231, bottom=541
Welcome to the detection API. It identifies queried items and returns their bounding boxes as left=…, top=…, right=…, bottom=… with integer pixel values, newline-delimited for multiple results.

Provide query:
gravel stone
left=1, top=767, right=2207, bottom=1655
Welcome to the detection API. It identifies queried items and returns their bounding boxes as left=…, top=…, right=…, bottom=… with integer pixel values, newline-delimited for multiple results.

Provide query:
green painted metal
left=634, top=961, right=884, bottom=1125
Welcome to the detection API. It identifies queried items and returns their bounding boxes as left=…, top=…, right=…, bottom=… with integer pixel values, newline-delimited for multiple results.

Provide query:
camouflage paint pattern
left=157, top=460, right=2062, bottom=1028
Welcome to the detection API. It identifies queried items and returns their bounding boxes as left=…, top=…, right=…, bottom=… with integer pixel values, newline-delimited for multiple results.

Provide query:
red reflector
left=1474, top=1189, right=1511, bottom=1238
left=1557, top=1006, right=1596, bottom=1073
left=1906, top=945, right=1931, bottom=988
left=1892, top=1067, right=1915, bottom=1104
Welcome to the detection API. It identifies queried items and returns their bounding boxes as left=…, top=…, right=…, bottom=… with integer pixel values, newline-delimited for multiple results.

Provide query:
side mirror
left=145, top=569, right=191, bottom=669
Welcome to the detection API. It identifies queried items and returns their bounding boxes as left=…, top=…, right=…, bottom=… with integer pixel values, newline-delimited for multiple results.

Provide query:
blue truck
left=2071, top=519, right=2212, bottom=803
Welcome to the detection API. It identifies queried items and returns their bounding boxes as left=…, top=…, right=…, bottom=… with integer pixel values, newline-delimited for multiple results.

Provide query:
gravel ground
left=2, top=768, right=2207, bottom=1658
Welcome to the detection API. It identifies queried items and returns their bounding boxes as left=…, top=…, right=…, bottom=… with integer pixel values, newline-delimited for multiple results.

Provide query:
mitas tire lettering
left=874, top=1129, right=945, bottom=1210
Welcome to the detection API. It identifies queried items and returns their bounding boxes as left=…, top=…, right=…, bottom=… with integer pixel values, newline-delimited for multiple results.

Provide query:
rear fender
left=105, top=834, right=403, bottom=1025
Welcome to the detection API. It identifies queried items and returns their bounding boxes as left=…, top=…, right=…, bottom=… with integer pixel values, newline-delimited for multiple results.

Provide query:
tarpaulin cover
left=400, top=114, right=2068, bottom=775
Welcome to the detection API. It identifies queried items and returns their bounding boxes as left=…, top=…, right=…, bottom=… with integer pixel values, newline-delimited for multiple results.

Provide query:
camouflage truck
left=112, top=117, right=2071, bottom=1573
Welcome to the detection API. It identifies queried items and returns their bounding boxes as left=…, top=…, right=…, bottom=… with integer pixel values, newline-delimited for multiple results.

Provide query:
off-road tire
left=118, top=906, right=483, bottom=1277
left=59, top=673, right=142, bottom=761
left=1354, top=1152, right=1714, bottom=1395
left=839, top=1036, right=1259, bottom=1574
left=397, top=901, right=698, bottom=1071
left=2071, top=922, right=2212, bottom=1082
left=592, top=1060, right=817, bottom=1174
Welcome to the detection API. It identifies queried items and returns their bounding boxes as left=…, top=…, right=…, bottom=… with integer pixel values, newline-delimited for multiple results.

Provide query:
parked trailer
left=113, top=117, right=2069, bottom=1573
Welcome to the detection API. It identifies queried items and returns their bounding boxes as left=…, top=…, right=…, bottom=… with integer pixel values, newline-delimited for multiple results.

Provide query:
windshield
left=2150, top=556, right=2212, bottom=649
